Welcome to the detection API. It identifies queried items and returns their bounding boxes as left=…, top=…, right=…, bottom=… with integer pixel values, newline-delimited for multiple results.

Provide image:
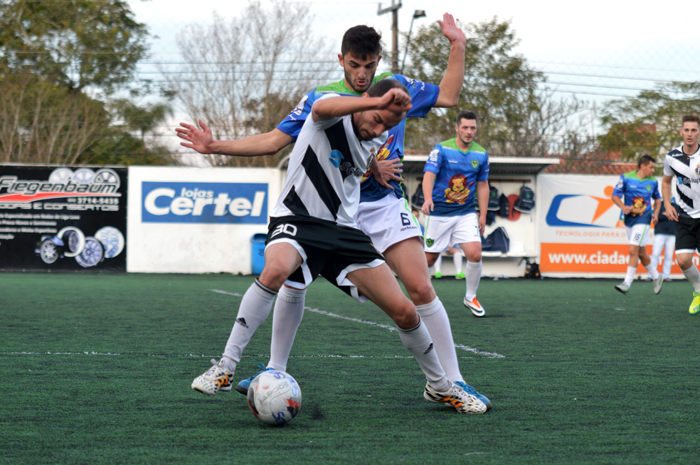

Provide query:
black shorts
left=266, top=216, right=385, bottom=301
left=675, top=215, right=700, bottom=254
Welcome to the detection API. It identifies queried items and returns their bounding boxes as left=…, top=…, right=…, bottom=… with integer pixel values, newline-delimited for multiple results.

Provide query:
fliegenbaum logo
left=0, top=168, right=121, bottom=203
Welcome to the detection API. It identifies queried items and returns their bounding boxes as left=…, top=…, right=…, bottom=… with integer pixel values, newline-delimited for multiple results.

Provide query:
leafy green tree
left=0, top=0, right=147, bottom=93
left=599, top=82, right=700, bottom=160
left=403, top=17, right=591, bottom=157
left=0, top=0, right=177, bottom=165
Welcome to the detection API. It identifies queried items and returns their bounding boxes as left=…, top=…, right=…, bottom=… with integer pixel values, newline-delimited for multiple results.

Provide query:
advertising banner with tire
left=0, top=165, right=127, bottom=271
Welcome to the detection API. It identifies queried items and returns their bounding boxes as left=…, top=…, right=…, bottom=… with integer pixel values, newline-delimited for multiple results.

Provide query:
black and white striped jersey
left=663, top=144, right=700, bottom=218
left=271, top=97, right=387, bottom=229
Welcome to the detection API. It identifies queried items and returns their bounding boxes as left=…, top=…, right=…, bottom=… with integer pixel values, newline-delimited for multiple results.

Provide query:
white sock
left=268, top=286, right=306, bottom=372
left=682, top=265, right=700, bottom=293
left=624, top=265, right=636, bottom=285
left=644, top=263, right=659, bottom=280
left=433, top=254, right=442, bottom=274
left=221, top=280, right=277, bottom=372
left=453, top=253, right=463, bottom=275
left=465, top=261, right=482, bottom=301
left=396, top=319, right=449, bottom=392
left=415, top=297, right=463, bottom=383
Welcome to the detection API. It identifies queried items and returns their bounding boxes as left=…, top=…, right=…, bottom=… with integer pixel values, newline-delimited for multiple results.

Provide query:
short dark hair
left=682, top=114, right=700, bottom=125
left=638, top=154, right=656, bottom=168
left=456, top=110, right=477, bottom=125
left=367, top=78, right=408, bottom=98
left=341, top=25, right=383, bottom=60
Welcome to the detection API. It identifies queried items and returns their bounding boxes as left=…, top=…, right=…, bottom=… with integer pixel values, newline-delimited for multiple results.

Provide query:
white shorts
left=356, top=195, right=422, bottom=254
left=424, top=213, right=481, bottom=253
left=626, top=223, right=652, bottom=247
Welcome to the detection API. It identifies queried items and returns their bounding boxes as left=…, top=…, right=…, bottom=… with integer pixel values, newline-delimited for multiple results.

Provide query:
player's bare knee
left=259, top=263, right=291, bottom=291
left=391, top=303, right=420, bottom=330
left=678, top=255, right=693, bottom=270
left=407, top=280, right=436, bottom=305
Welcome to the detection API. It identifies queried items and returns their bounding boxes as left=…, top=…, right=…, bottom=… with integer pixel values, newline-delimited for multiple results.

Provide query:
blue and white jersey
left=423, top=138, right=489, bottom=217
left=277, top=72, right=439, bottom=202
left=612, top=170, right=660, bottom=226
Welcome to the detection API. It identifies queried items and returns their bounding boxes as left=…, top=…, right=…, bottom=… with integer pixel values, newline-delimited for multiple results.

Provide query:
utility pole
left=377, top=1, right=402, bottom=74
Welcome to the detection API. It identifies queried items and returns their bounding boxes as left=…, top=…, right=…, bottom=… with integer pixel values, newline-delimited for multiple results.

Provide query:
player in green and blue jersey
left=422, top=110, right=490, bottom=317
left=611, top=154, right=663, bottom=295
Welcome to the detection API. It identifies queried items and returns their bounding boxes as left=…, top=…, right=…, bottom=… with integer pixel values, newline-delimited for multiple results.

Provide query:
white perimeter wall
left=127, top=166, right=281, bottom=274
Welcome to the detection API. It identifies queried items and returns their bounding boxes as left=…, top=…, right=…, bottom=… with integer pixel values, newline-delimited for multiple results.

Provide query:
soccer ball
left=247, top=370, right=302, bottom=426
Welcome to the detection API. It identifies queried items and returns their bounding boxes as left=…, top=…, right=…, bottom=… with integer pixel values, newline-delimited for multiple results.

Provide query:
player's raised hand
left=438, top=13, right=466, bottom=46
left=377, top=88, right=412, bottom=113
left=176, top=120, right=213, bottom=154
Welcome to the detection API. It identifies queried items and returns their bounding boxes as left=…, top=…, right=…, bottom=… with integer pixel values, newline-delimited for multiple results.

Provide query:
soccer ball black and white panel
left=246, top=371, right=302, bottom=426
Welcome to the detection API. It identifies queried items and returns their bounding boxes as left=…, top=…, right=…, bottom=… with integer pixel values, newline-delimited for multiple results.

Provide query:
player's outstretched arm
left=312, top=89, right=412, bottom=122
left=434, top=13, right=467, bottom=108
left=176, top=120, right=293, bottom=157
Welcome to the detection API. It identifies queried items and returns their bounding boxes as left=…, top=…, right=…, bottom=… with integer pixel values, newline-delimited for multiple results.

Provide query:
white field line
left=211, top=289, right=505, bottom=359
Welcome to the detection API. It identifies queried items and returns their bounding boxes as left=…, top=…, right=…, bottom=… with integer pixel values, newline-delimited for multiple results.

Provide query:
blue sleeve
left=394, top=74, right=440, bottom=119
left=424, top=145, right=442, bottom=175
left=276, top=90, right=316, bottom=141
left=612, top=175, right=625, bottom=198
left=477, top=152, right=490, bottom=182
left=652, top=181, right=661, bottom=199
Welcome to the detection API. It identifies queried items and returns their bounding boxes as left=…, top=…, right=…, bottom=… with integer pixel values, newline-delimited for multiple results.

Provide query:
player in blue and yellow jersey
left=611, top=154, right=663, bottom=295
left=177, top=16, right=492, bottom=409
left=422, top=110, right=490, bottom=317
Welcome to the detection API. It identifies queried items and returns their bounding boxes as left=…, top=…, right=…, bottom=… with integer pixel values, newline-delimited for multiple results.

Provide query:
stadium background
left=2, top=0, right=700, bottom=278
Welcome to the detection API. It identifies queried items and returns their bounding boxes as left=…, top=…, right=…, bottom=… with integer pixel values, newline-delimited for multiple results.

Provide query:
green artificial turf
left=1, top=273, right=699, bottom=464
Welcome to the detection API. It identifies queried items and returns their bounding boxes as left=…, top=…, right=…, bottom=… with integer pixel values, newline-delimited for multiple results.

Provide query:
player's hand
left=422, top=199, right=434, bottom=215
left=176, top=119, right=213, bottom=154
left=377, top=88, right=412, bottom=113
left=438, top=13, right=466, bottom=47
left=372, top=158, right=403, bottom=189
left=622, top=205, right=633, bottom=215
left=665, top=202, right=679, bottom=221
left=478, top=214, right=486, bottom=236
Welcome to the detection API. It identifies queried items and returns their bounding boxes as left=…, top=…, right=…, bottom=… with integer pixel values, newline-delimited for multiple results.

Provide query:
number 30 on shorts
left=271, top=223, right=298, bottom=238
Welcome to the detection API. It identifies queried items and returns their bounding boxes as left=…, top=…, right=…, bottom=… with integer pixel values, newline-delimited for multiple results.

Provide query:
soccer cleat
left=614, top=282, right=630, bottom=295
left=191, top=358, right=234, bottom=396
left=235, top=360, right=273, bottom=395
left=455, top=381, right=492, bottom=411
left=424, top=380, right=487, bottom=414
left=455, top=272, right=466, bottom=279
left=434, top=272, right=442, bottom=279
left=690, top=292, right=700, bottom=315
left=653, top=275, right=663, bottom=295
left=464, top=296, right=485, bottom=317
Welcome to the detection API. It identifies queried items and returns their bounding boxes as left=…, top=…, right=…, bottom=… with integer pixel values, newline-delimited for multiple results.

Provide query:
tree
left=164, top=0, right=335, bottom=167
left=0, top=0, right=178, bottom=165
left=599, top=82, right=700, bottom=159
left=402, top=17, right=593, bottom=157
left=0, top=0, right=147, bottom=94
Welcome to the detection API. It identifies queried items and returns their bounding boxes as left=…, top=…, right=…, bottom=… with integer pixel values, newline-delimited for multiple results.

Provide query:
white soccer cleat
left=191, top=358, right=234, bottom=396
left=464, top=296, right=485, bottom=317
left=653, top=275, right=663, bottom=295
left=424, top=380, right=487, bottom=414
left=615, top=282, right=630, bottom=295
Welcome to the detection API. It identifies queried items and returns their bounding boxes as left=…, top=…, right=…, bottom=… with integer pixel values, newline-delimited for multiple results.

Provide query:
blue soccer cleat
left=455, top=381, right=492, bottom=411
left=235, top=360, right=273, bottom=395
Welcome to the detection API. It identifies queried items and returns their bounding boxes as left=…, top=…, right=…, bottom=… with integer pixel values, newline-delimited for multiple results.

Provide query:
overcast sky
left=126, top=0, right=700, bottom=159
